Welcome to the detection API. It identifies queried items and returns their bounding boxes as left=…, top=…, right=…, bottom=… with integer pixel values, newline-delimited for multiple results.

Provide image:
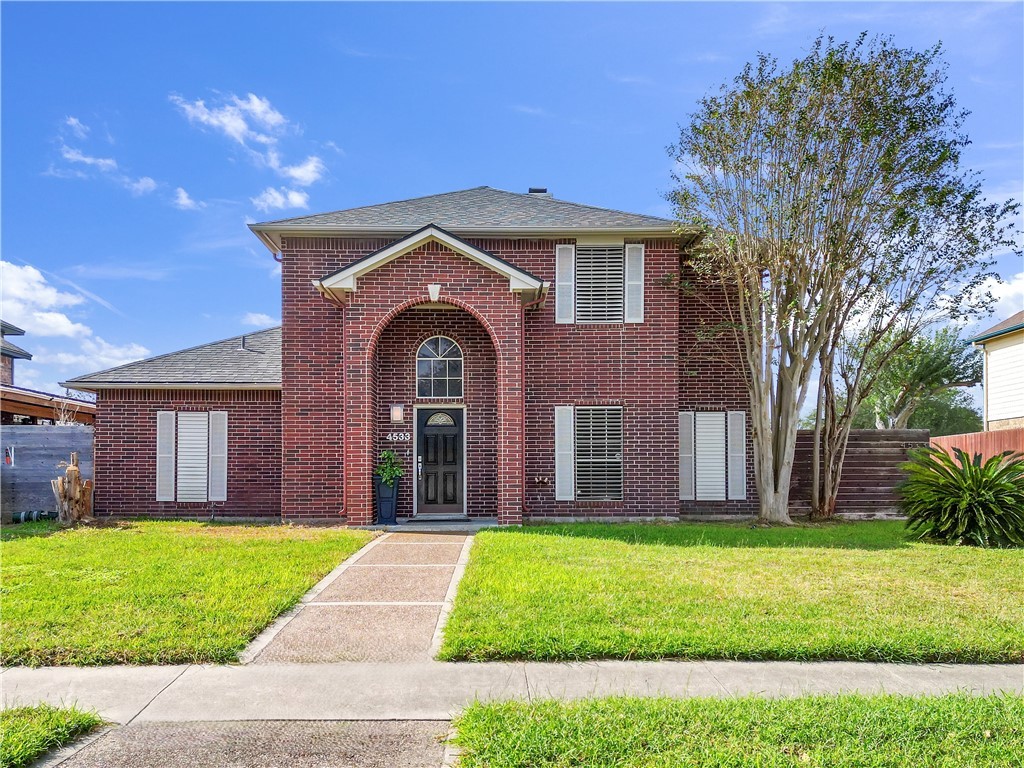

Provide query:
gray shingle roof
left=1, top=337, right=32, bottom=360
left=252, top=186, right=674, bottom=232
left=63, top=327, right=281, bottom=389
left=1, top=319, right=26, bottom=336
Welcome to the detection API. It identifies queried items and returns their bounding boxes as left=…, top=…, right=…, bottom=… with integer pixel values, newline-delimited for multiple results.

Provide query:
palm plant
left=899, top=447, right=1024, bottom=547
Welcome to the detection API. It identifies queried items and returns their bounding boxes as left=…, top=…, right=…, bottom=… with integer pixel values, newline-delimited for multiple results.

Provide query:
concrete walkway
left=242, top=532, right=472, bottom=663
left=4, top=661, right=1022, bottom=724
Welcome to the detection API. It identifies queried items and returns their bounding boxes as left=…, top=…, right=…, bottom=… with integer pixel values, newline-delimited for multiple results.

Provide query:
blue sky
left=2, top=1, right=1022, bottom=395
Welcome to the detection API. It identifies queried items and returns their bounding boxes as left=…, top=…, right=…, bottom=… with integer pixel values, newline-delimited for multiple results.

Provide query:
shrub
left=899, top=447, right=1024, bottom=547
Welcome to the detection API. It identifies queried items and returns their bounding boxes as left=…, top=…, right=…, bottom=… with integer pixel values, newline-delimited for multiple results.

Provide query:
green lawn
left=0, top=521, right=373, bottom=666
left=0, top=705, right=103, bottom=768
left=453, top=694, right=1024, bottom=768
left=440, top=522, right=1024, bottom=662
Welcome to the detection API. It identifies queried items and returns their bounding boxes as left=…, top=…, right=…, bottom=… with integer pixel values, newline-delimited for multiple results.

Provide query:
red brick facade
left=92, top=232, right=757, bottom=523
left=93, top=389, right=281, bottom=518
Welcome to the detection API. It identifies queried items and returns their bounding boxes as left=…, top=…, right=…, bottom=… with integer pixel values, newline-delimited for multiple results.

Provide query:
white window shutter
left=679, top=412, right=695, bottom=501
left=176, top=412, right=209, bottom=502
left=694, top=412, right=727, bottom=501
left=554, top=406, right=575, bottom=500
left=727, top=411, right=747, bottom=500
left=208, top=411, right=228, bottom=502
left=555, top=244, right=575, bottom=324
left=624, top=244, right=644, bottom=323
left=156, top=411, right=176, bottom=501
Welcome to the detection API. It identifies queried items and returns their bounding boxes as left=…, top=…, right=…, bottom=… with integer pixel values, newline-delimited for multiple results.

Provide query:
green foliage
left=838, top=388, right=981, bottom=434
left=0, top=705, right=102, bottom=768
left=900, top=447, right=1024, bottom=548
left=454, top=694, right=1024, bottom=768
left=440, top=522, right=1023, bottom=663
left=865, top=327, right=982, bottom=428
left=0, top=521, right=372, bottom=665
left=375, top=449, right=404, bottom=487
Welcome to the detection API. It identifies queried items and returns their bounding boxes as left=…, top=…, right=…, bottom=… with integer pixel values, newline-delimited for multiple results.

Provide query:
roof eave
left=969, top=322, right=1024, bottom=345
left=250, top=223, right=684, bottom=253
left=62, top=381, right=282, bottom=393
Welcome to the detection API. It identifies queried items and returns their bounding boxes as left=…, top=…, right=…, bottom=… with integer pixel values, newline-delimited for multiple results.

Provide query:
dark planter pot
left=373, top=474, right=399, bottom=525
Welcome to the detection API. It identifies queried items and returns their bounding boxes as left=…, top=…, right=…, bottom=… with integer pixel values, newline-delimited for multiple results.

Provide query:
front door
left=416, top=408, right=464, bottom=516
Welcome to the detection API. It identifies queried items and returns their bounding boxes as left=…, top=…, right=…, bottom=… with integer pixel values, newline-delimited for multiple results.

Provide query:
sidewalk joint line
left=699, top=661, right=731, bottom=696
left=124, top=665, right=190, bottom=726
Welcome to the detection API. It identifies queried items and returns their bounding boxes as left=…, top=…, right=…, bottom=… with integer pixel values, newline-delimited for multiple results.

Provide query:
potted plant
left=373, top=449, right=404, bottom=525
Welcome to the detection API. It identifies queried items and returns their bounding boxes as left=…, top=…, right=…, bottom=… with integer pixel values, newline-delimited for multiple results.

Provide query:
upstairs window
left=417, top=336, right=463, bottom=398
left=555, top=243, right=644, bottom=324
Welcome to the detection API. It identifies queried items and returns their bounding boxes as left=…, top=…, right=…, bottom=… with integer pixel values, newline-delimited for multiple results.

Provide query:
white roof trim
left=315, top=225, right=545, bottom=298
left=251, top=224, right=683, bottom=253
left=62, top=382, right=282, bottom=392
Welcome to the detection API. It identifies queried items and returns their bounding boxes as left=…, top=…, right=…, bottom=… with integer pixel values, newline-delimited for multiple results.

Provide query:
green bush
left=899, top=447, right=1024, bottom=547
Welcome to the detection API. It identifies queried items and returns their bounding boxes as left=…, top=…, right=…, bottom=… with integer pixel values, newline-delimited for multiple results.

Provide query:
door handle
left=417, top=455, right=423, bottom=480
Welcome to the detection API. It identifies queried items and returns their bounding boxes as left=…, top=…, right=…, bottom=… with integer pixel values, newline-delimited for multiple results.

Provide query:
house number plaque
left=385, top=432, right=412, bottom=442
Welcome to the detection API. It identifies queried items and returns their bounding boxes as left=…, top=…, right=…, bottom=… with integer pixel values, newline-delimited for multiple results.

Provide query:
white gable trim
left=314, top=224, right=546, bottom=301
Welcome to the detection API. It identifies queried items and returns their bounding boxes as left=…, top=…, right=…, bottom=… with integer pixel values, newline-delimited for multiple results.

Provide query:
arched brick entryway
left=373, top=306, right=499, bottom=519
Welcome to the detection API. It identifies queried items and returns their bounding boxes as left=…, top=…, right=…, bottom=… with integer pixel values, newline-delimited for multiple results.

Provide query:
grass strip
left=454, top=694, right=1024, bottom=767
left=0, top=704, right=103, bottom=768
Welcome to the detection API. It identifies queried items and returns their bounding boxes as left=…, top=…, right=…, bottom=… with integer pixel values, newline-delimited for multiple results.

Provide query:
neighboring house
left=65, top=186, right=754, bottom=524
left=969, top=310, right=1024, bottom=431
left=1, top=320, right=32, bottom=387
left=1, top=319, right=95, bottom=426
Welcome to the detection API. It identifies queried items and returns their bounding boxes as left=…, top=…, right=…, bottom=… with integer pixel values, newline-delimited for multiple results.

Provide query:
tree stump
left=52, top=452, right=93, bottom=523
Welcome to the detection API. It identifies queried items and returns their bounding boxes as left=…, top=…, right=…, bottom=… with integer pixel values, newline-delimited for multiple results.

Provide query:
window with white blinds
left=555, top=244, right=644, bottom=325
left=679, top=410, right=746, bottom=501
left=554, top=406, right=624, bottom=501
left=156, top=411, right=228, bottom=503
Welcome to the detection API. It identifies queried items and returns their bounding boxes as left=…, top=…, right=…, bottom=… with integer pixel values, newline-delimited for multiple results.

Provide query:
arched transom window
left=416, top=336, right=463, bottom=398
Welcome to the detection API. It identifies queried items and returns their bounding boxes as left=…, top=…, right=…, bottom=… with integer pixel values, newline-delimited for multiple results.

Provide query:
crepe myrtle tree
left=670, top=33, right=1018, bottom=524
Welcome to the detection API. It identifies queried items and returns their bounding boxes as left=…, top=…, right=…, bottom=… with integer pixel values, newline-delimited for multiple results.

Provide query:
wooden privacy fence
left=790, top=429, right=929, bottom=515
left=930, top=428, right=1024, bottom=459
left=0, top=424, right=93, bottom=520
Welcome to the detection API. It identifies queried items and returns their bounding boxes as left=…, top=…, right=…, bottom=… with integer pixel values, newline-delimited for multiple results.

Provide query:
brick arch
left=366, top=294, right=502, bottom=363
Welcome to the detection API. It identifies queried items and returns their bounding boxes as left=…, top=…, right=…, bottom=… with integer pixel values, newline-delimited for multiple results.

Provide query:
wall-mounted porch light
left=390, top=404, right=405, bottom=423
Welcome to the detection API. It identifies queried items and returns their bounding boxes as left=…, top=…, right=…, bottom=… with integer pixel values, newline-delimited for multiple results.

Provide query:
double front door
left=415, top=408, right=464, bottom=516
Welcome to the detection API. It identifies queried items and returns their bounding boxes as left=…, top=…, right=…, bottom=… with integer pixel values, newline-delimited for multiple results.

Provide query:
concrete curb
left=429, top=535, right=475, bottom=658
left=33, top=725, right=115, bottom=768
left=239, top=532, right=392, bottom=664
left=441, top=725, right=463, bottom=768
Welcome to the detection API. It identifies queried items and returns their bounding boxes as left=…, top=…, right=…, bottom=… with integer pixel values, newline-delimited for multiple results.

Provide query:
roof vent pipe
left=239, top=335, right=247, bottom=351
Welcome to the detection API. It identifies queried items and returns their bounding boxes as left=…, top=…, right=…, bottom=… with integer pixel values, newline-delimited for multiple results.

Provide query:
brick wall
left=1, top=355, right=13, bottom=386
left=677, top=271, right=758, bottom=513
left=93, top=388, right=281, bottom=518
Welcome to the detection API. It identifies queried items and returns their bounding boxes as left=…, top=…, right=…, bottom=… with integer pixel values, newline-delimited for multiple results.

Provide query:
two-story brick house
left=66, top=187, right=755, bottom=524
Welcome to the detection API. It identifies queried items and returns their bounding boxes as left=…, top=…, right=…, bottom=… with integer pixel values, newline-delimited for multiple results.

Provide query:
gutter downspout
left=517, top=283, right=550, bottom=521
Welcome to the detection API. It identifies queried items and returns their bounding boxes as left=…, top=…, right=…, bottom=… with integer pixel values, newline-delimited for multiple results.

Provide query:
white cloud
left=173, top=187, right=203, bottom=210
left=60, top=144, right=117, bottom=172
left=64, top=116, right=90, bottom=139
left=0, top=261, right=89, bottom=337
left=241, top=312, right=279, bottom=327
left=126, top=176, right=157, bottom=196
left=170, top=91, right=288, bottom=148
left=35, top=337, right=150, bottom=370
left=250, top=186, right=309, bottom=212
left=268, top=153, right=325, bottom=186
left=986, top=270, right=1024, bottom=319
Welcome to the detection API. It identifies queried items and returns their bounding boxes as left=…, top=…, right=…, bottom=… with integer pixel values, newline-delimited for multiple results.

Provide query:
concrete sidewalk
left=3, top=661, right=1021, bottom=724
